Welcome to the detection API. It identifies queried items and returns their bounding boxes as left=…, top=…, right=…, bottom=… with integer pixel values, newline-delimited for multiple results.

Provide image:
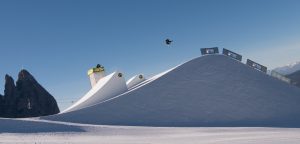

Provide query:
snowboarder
left=165, top=39, right=173, bottom=45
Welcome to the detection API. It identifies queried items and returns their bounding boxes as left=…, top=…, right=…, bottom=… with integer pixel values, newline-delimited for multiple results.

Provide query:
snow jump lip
left=44, top=55, right=300, bottom=127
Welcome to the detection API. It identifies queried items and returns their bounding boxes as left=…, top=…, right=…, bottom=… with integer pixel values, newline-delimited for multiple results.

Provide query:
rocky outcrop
left=0, top=94, right=3, bottom=117
left=0, top=69, right=60, bottom=118
left=3, top=75, right=19, bottom=117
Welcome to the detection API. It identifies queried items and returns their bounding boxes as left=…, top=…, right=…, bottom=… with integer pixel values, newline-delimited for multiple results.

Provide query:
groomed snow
left=1, top=118, right=300, bottom=144
left=45, top=55, right=300, bottom=127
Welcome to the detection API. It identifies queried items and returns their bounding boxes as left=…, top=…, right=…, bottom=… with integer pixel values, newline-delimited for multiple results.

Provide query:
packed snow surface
left=45, top=55, right=300, bottom=127
left=1, top=118, right=300, bottom=144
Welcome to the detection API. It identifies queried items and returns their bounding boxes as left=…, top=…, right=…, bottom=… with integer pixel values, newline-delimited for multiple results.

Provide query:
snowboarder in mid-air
left=165, top=39, right=173, bottom=45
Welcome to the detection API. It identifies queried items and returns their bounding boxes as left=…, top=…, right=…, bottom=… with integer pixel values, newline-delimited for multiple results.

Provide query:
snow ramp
left=62, top=71, right=127, bottom=113
left=45, top=55, right=300, bottom=127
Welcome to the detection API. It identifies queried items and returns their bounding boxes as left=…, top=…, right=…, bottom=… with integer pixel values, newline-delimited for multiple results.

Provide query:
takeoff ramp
left=62, top=71, right=127, bottom=113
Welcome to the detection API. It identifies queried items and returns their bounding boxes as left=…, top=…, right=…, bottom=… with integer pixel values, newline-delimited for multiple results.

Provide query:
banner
left=222, top=48, right=242, bottom=61
left=246, top=59, right=267, bottom=73
left=200, top=47, right=219, bottom=55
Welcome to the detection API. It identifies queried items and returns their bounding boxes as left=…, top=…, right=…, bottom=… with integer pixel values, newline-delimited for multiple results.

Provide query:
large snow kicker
left=45, top=55, right=300, bottom=127
left=62, top=71, right=127, bottom=113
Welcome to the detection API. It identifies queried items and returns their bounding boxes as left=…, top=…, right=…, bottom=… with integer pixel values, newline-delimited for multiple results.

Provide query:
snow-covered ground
left=1, top=118, right=300, bottom=144
left=2, top=55, right=300, bottom=143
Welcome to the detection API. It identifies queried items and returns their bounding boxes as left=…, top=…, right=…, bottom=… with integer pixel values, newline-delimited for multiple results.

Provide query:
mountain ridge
left=273, top=61, right=300, bottom=75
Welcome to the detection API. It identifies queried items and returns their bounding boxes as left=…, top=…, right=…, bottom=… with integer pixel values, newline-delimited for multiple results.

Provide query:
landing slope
left=45, top=55, right=300, bottom=127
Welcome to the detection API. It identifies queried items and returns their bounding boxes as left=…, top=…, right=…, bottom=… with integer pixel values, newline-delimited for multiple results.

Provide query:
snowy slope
left=62, top=71, right=127, bottom=113
left=0, top=118, right=85, bottom=133
left=273, top=61, right=300, bottom=75
left=45, top=55, right=300, bottom=127
left=2, top=118, right=300, bottom=144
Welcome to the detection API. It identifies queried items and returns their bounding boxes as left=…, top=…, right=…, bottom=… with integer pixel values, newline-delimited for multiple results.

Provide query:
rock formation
left=3, top=75, right=19, bottom=117
left=0, top=94, right=3, bottom=117
left=0, top=69, right=60, bottom=118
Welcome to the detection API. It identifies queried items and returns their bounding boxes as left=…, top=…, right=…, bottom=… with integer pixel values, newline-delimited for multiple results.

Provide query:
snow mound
left=45, top=55, right=300, bottom=127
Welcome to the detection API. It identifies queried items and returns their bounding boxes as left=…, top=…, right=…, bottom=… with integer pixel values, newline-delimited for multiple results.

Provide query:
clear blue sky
left=1, top=0, right=300, bottom=110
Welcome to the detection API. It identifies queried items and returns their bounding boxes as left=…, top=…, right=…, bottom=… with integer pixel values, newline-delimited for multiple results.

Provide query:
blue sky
left=1, top=0, right=300, bottom=110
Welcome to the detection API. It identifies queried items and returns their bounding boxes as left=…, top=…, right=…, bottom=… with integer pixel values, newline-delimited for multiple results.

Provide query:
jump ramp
left=62, top=71, right=127, bottom=113
left=45, top=55, right=300, bottom=127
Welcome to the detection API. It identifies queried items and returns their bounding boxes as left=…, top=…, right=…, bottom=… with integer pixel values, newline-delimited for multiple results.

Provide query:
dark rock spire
left=0, top=69, right=60, bottom=118
left=3, top=74, right=18, bottom=117
left=15, top=69, right=60, bottom=117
